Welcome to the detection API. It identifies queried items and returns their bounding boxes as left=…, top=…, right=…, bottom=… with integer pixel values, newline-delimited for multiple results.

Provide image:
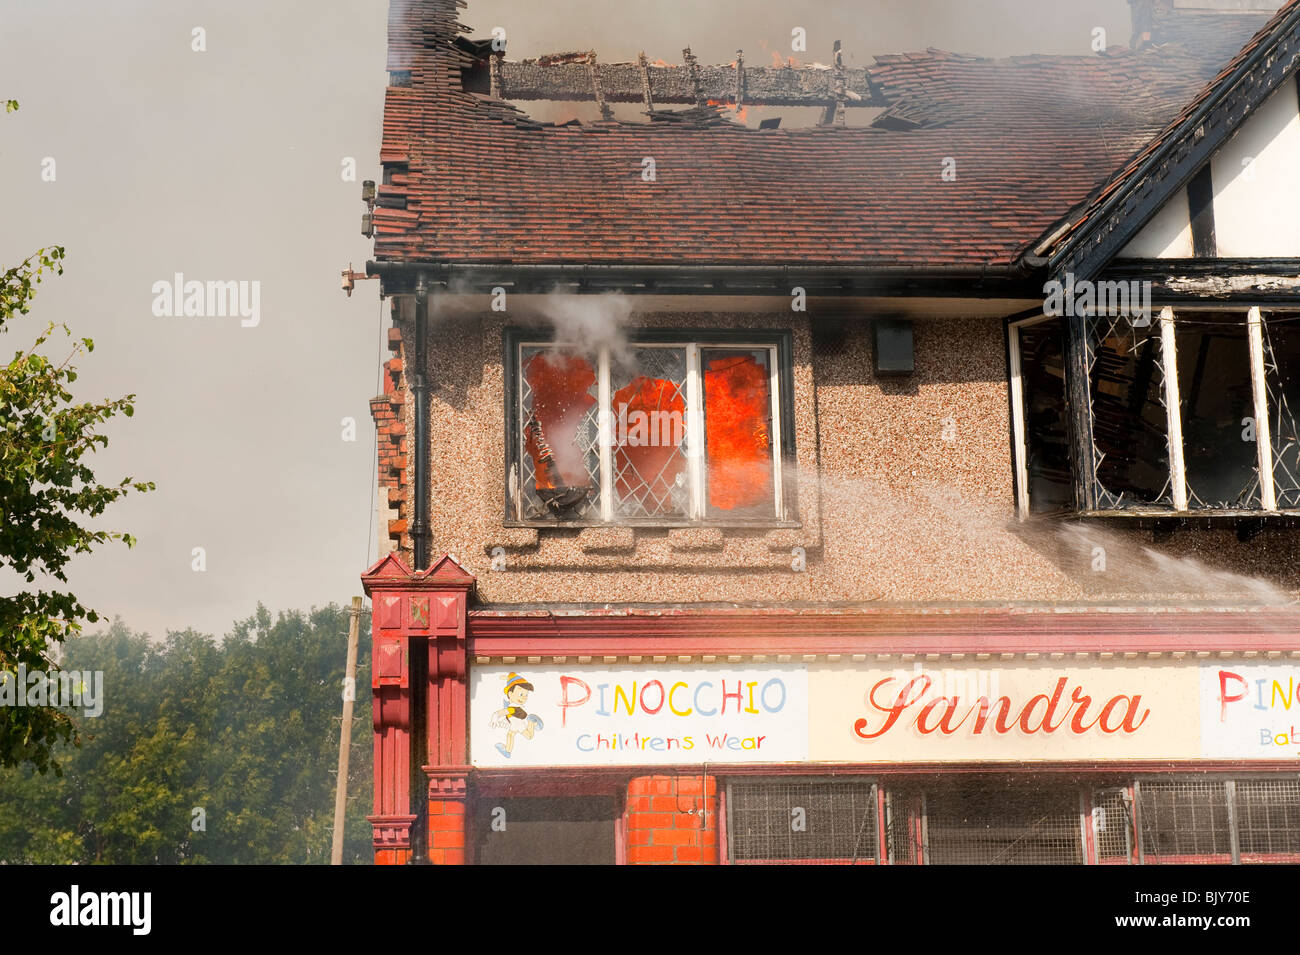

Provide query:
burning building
left=355, top=0, right=1300, bottom=864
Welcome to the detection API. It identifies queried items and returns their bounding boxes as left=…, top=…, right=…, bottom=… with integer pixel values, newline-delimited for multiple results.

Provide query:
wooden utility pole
left=331, top=596, right=363, bottom=865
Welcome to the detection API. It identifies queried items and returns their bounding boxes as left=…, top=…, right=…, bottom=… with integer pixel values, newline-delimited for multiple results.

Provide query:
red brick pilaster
left=426, top=770, right=469, bottom=865
left=626, top=775, right=719, bottom=865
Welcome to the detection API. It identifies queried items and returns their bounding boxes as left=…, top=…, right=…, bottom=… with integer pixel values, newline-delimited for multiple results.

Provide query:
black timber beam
left=1099, top=258, right=1300, bottom=303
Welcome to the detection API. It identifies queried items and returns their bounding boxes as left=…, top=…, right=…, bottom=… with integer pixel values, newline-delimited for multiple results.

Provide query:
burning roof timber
left=493, top=51, right=881, bottom=111
left=368, top=0, right=1284, bottom=289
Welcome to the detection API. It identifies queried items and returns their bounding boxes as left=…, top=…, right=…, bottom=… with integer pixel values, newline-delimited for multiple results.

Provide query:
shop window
left=507, top=332, right=793, bottom=525
left=1011, top=309, right=1300, bottom=516
left=472, top=796, right=617, bottom=866
left=1091, top=787, right=1136, bottom=864
left=1131, top=776, right=1300, bottom=864
left=1232, top=778, right=1300, bottom=863
left=924, top=781, right=1083, bottom=865
left=1137, top=778, right=1232, bottom=863
left=725, top=779, right=879, bottom=864
left=718, top=775, right=1300, bottom=866
left=884, top=790, right=922, bottom=865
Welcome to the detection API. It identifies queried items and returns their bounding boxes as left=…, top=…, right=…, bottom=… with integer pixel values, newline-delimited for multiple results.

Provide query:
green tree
left=0, top=608, right=375, bottom=864
left=1, top=106, right=154, bottom=771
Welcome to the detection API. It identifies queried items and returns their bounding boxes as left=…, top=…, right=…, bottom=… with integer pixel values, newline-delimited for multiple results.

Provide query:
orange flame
left=522, top=351, right=596, bottom=491
left=704, top=354, right=772, bottom=512
left=612, top=376, right=686, bottom=514
left=706, top=98, right=749, bottom=123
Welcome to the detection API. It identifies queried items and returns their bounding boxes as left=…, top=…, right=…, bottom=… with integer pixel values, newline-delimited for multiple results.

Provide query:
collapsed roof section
left=370, top=0, right=1279, bottom=288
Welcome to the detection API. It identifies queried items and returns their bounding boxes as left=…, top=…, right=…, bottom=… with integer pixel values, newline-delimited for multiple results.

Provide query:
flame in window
left=612, top=375, right=686, bottom=514
left=704, top=354, right=773, bottom=512
left=522, top=351, right=596, bottom=498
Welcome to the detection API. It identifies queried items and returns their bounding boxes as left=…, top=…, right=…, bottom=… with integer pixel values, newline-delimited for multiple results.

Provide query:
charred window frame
left=504, top=328, right=796, bottom=527
left=1010, top=307, right=1300, bottom=518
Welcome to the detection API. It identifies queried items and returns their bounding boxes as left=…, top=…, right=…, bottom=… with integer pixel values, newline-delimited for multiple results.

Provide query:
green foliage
left=1, top=243, right=154, bottom=771
left=0, top=605, right=374, bottom=864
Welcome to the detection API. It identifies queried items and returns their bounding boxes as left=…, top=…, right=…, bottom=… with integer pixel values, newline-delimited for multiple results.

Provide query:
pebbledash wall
left=361, top=298, right=1300, bottom=866
left=372, top=302, right=1300, bottom=602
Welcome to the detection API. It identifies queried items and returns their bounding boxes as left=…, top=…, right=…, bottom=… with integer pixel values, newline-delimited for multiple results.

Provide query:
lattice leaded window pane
left=611, top=347, right=690, bottom=518
left=518, top=345, right=601, bottom=521
left=1263, top=315, right=1300, bottom=509
left=1138, top=779, right=1231, bottom=860
left=1087, top=314, right=1172, bottom=509
left=728, top=780, right=878, bottom=862
left=1235, top=778, right=1300, bottom=860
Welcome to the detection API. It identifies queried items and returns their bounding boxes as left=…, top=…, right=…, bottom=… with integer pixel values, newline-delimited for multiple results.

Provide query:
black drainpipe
left=408, top=276, right=431, bottom=864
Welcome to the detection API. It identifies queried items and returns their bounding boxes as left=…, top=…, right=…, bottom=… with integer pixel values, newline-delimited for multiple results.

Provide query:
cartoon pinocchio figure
left=490, top=672, right=544, bottom=758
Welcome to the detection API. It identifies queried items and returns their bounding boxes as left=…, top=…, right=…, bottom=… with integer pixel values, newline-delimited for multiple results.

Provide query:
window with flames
left=507, top=333, right=793, bottom=525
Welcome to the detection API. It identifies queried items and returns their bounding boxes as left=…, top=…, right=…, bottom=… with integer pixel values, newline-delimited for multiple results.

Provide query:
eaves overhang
left=365, top=259, right=1045, bottom=301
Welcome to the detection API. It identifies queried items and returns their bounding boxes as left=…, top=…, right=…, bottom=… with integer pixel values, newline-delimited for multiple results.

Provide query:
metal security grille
left=1234, top=778, right=1300, bottom=860
left=1092, top=788, right=1134, bottom=863
left=885, top=791, right=919, bottom=865
left=1138, top=779, right=1231, bottom=861
left=727, top=779, right=877, bottom=863
left=925, top=784, right=1083, bottom=865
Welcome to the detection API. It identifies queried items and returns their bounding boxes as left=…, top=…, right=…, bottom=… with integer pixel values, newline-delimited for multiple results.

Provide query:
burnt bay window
left=1010, top=308, right=1300, bottom=516
left=505, top=330, right=795, bottom=525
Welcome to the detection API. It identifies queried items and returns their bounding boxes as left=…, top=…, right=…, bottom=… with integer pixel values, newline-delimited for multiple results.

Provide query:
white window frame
left=514, top=339, right=786, bottom=525
left=1009, top=314, right=1068, bottom=519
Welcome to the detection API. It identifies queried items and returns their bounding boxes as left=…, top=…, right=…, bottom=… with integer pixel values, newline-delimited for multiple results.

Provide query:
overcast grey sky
left=1, top=0, right=1133, bottom=639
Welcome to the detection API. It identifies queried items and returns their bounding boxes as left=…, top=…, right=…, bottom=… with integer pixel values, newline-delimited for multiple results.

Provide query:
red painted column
left=362, top=553, right=475, bottom=865
left=626, top=775, right=719, bottom=865
left=422, top=570, right=471, bottom=865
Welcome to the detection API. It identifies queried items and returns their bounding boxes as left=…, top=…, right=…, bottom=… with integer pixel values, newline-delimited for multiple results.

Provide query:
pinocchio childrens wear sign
left=471, top=666, right=809, bottom=767
left=468, top=661, right=1300, bottom=767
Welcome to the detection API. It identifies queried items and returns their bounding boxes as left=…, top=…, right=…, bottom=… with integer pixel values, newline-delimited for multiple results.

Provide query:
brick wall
left=370, top=316, right=409, bottom=554
left=626, top=775, right=719, bottom=865
left=426, top=798, right=466, bottom=865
